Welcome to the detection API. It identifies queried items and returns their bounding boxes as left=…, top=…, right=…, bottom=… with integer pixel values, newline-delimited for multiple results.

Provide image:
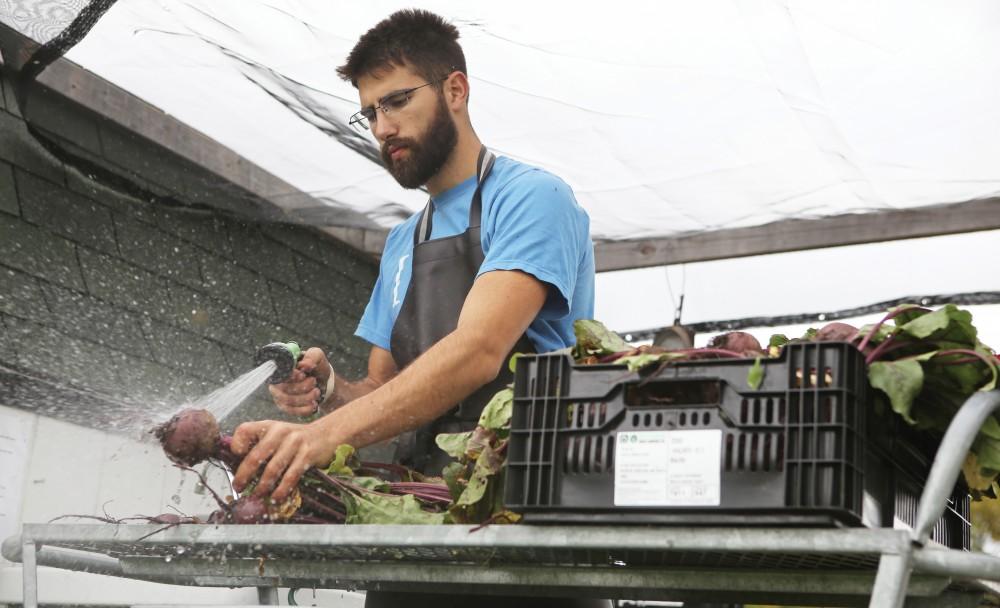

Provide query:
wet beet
left=153, top=408, right=221, bottom=466
left=708, top=331, right=765, bottom=356
left=229, top=495, right=270, bottom=524
left=816, top=322, right=860, bottom=342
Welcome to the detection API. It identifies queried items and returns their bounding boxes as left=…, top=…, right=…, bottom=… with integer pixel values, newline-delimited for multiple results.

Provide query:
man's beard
left=380, top=95, right=458, bottom=189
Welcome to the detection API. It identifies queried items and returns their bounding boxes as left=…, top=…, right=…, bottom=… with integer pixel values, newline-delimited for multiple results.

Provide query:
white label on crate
left=614, top=429, right=722, bottom=506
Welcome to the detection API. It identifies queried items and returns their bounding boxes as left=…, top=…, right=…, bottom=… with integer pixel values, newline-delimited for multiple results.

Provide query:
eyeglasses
left=348, top=74, right=451, bottom=134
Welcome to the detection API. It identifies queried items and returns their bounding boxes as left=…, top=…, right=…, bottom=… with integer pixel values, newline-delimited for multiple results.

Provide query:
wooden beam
left=321, top=226, right=388, bottom=256
left=271, top=198, right=1000, bottom=268
left=593, top=198, right=1000, bottom=272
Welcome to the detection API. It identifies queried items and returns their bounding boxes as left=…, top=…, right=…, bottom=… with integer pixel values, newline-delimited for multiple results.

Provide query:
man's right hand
left=269, top=347, right=332, bottom=417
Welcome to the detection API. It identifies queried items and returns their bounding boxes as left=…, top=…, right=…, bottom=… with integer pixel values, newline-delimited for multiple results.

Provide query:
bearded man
left=231, top=10, right=600, bottom=606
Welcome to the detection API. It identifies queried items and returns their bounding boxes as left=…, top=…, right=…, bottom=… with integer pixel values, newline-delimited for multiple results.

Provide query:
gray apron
left=369, top=145, right=608, bottom=608
left=389, top=146, right=534, bottom=477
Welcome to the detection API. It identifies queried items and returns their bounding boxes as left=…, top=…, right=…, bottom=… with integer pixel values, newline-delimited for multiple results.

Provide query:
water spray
left=178, top=341, right=317, bottom=427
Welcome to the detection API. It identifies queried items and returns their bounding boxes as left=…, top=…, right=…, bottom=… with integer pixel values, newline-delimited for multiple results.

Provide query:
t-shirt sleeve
left=356, top=224, right=412, bottom=351
left=479, top=170, right=590, bottom=319
left=355, top=269, right=393, bottom=350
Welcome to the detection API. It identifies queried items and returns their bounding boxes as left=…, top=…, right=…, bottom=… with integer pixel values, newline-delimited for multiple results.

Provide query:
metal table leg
left=257, top=586, right=279, bottom=604
left=870, top=549, right=913, bottom=608
left=22, top=539, right=38, bottom=608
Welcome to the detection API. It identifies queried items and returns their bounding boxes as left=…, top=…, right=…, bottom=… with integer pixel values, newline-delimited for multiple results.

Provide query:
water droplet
left=164, top=555, right=172, bottom=563
left=171, top=494, right=181, bottom=504
left=175, top=546, right=186, bottom=555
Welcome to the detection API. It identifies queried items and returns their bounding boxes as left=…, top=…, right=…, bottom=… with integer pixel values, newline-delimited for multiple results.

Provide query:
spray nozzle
left=254, top=341, right=302, bottom=384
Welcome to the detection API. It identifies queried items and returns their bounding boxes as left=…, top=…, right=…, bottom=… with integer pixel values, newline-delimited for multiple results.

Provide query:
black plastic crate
left=504, top=341, right=970, bottom=550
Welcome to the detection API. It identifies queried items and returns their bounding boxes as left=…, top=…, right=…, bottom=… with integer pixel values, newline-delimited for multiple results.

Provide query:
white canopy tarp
left=15, top=0, right=997, bottom=238
left=3, top=0, right=998, bottom=333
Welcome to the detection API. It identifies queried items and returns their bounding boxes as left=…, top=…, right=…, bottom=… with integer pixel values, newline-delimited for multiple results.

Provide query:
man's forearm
left=313, top=328, right=501, bottom=449
left=321, top=373, right=383, bottom=412
left=310, top=270, right=546, bottom=454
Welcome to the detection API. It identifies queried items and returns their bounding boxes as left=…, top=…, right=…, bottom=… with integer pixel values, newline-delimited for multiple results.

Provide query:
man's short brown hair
left=337, top=9, right=466, bottom=88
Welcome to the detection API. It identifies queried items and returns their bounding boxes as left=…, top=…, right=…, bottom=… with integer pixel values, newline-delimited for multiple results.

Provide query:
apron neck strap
left=414, top=146, right=495, bottom=245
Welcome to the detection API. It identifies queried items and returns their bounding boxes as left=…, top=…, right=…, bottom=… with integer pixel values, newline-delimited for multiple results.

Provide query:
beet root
left=815, top=322, right=860, bottom=342
left=153, top=408, right=221, bottom=466
left=214, top=489, right=302, bottom=524
left=229, top=496, right=270, bottom=524
left=708, top=332, right=765, bottom=356
left=147, top=513, right=183, bottom=525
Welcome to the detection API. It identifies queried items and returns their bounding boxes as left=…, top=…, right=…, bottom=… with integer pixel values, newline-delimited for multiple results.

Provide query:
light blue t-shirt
left=356, top=155, right=595, bottom=355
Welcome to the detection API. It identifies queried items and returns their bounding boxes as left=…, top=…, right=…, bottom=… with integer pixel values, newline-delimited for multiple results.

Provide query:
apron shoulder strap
left=413, top=198, right=434, bottom=246
left=469, top=147, right=496, bottom=229
left=413, top=146, right=496, bottom=245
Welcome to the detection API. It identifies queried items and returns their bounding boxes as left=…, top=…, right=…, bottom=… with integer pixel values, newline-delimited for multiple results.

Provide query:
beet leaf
left=344, top=492, right=446, bottom=525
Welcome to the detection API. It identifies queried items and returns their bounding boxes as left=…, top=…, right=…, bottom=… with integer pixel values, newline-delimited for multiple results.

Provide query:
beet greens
left=140, top=306, right=999, bottom=530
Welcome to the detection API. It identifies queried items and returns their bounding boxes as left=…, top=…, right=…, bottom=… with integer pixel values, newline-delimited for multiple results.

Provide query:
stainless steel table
left=6, top=391, right=1000, bottom=607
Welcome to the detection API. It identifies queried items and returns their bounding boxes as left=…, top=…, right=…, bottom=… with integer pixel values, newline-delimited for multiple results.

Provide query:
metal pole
left=913, top=390, right=1000, bottom=545
left=912, top=546, right=1000, bottom=580
left=257, top=586, right=279, bottom=604
left=22, top=539, right=38, bottom=608
left=869, top=550, right=912, bottom=608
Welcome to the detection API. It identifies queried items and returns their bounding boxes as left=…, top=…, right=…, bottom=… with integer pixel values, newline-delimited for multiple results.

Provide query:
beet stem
left=866, top=335, right=898, bottom=365
left=301, top=485, right=347, bottom=510
left=300, top=494, right=346, bottom=522
left=931, top=349, right=999, bottom=374
left=359, top=461, right=416, bottom=481
left=174, top=463, right=230, bottom=511
left=598, top=349, right=638, bottom=363
left=857, top=305, right=927, bottom=352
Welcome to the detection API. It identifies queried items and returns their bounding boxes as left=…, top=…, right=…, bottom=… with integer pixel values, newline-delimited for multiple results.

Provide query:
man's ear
left=443, top=71, right=470, bottom=110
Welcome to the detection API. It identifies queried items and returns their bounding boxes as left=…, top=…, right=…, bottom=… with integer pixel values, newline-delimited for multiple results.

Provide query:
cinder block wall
left=0, top=65, right=381, bottom=606
left=0, top=70, right=378, bottom=429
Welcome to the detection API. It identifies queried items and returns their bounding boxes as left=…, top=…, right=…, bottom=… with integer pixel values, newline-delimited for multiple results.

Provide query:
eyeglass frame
left=348, top=70, right=457, bottom=133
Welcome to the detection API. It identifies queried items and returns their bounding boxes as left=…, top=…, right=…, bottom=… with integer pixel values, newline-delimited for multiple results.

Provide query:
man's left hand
left=230, top=419, right=335, bottom=502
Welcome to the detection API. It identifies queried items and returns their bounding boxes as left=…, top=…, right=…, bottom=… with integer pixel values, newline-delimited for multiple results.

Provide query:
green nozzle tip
left=284, top=341, right=302, bottom=360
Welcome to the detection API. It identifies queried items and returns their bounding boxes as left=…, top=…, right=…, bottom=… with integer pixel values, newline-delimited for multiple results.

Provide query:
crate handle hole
left=625, top=380, right=722, bottom=408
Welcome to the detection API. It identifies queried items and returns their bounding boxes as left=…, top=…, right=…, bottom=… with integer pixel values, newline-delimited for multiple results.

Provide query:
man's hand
left=230, top=419, right=335, bottom=502
left=269, top=347, right=331, bottom=416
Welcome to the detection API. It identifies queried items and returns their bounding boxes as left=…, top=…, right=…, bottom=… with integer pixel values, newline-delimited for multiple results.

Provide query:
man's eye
left=381, top=92, right=410, bottom=111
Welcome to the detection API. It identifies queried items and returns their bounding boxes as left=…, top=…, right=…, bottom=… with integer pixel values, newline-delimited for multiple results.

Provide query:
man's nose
left=372, top=113, right=398, bottom=142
